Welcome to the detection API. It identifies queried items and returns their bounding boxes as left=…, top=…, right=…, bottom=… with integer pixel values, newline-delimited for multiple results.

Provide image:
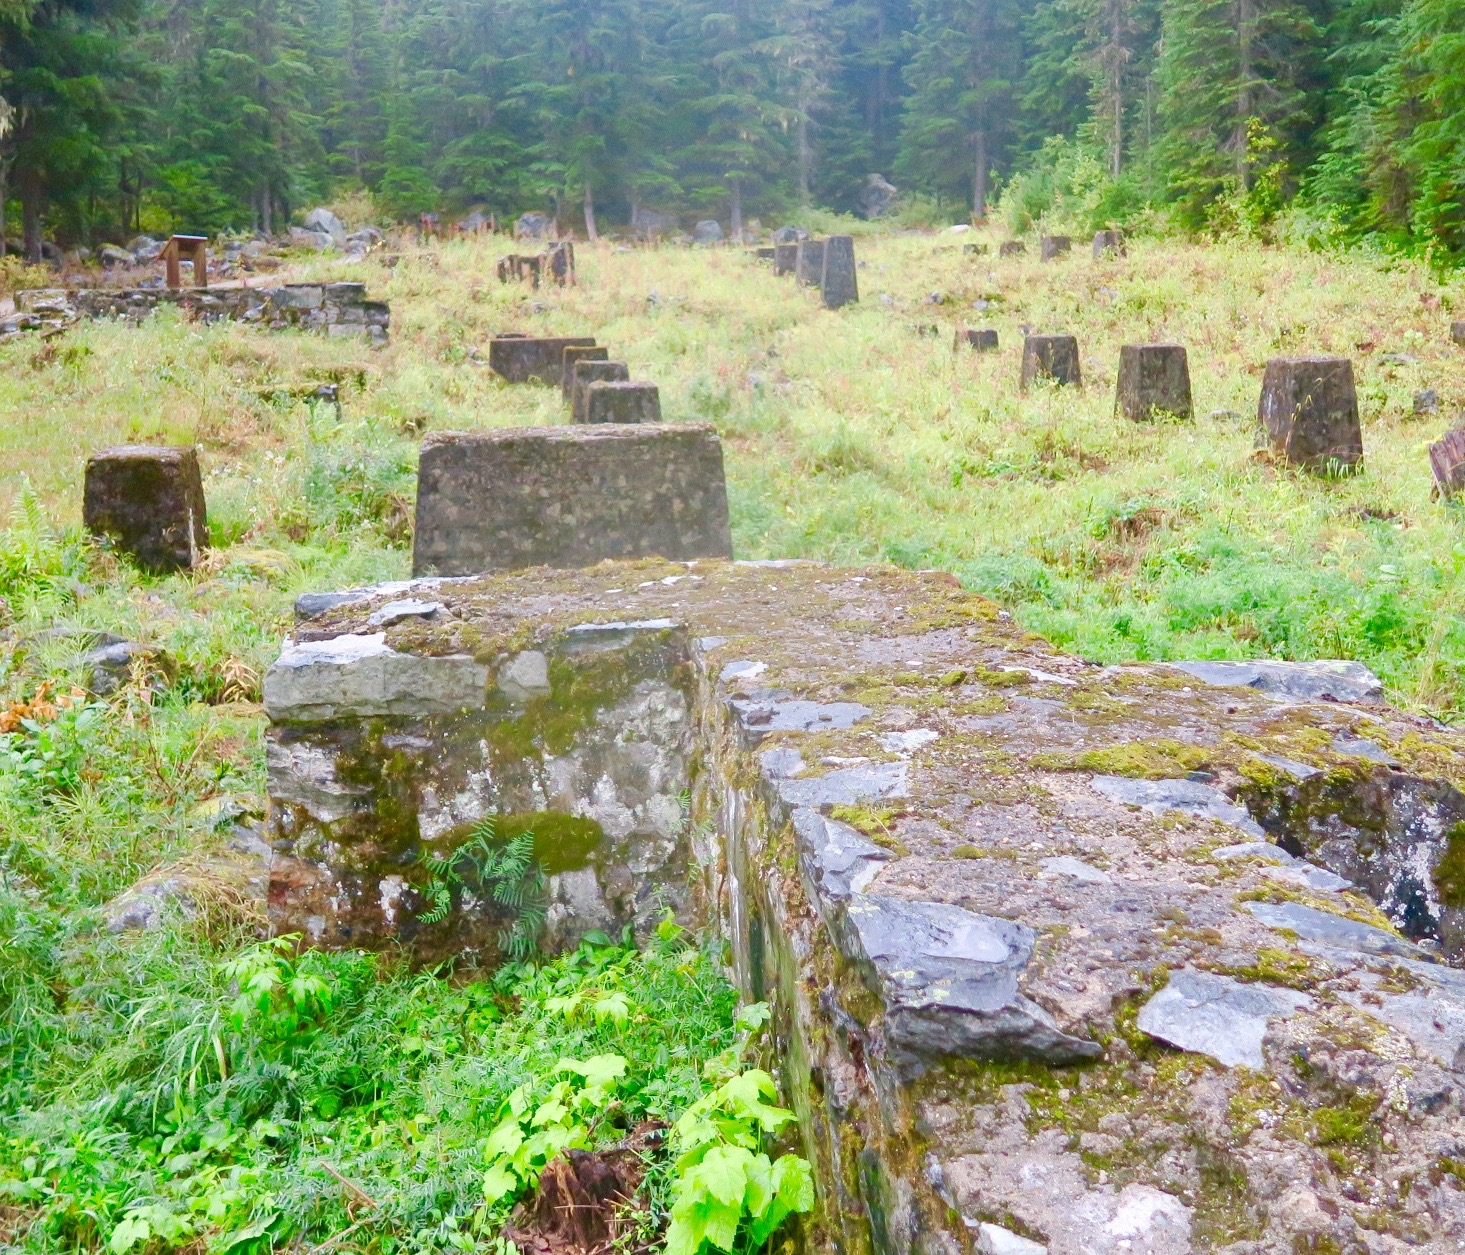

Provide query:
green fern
left=418, top=818, right=547, bottom=957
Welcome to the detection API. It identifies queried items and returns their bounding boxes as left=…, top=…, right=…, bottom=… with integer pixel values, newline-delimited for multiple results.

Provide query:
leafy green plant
left=420, top=821, right=546, bottom=959
left=479, top=1054, right=628, bottom=1211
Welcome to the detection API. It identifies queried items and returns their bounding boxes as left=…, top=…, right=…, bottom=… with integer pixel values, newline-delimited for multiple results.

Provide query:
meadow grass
left=2, top=228, right=1463, bottom=711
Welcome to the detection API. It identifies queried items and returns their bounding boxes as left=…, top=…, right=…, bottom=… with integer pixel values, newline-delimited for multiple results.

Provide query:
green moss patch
left=1029, top=739, right=1211, bottom=778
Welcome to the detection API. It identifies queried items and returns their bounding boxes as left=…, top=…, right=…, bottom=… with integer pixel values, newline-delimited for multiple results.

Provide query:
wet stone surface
left=263, top=559, right=1465, bottom=1255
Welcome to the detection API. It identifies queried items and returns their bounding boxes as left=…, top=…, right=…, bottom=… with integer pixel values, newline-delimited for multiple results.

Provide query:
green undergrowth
left=0, top=915, right=758, bottom=1255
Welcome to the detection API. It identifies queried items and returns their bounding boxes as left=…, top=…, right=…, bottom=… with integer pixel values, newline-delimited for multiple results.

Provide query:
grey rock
left=1342, top=982, right=1465, bottom=1070
left=85, top=640, right=174, bottom=696
left=289, top=227, right=336, bottom=251
left=263, top=632, right=490, bottom=722
left=99, top=244, right=135, bottom=268
left=730, top=694, right=871, bottom=733
left=498, top=650, right=551, bottom=702
left=1167, top=658, right=1383, bottom=703
left=841, top=896, right=1103, bottom=1075
left=1040, top=855, right=1109, bottom=883
left=1331, top=734, right=1399, bottom=766
left=859, top=174, right=898, bottom=220
left=1090, top=775, right=1265, bottom=837
left=1255, top=752, right=1321, bottom=779
left=693, top=220, right=724, bottom=245
left=794, top=808, right=891, bottom=903
left=366, top=598, right=442, bottom=628
left=296, top=590, right=370, bottom=620
left=975, top=1224, right=1046, bottom=1255
left=1245, top=900, right=1419, bottom=957
left=266, top=740, right=374, bottom=823
left=302, top=208, right=347, bottom=244
left=1137, top=968, right=1312, bottom=1068
left=632, top=208, right=679, bottom=240
left=775, top=761, right=907, bottom=808
left=516, top=212, right=556, bottom=241
left=772, top=226, right=807, bottom=244
left=1212, top=840, right=1291, bottom=863
left=759, top=747, right=805, bottom=779
left=1415, top=388, right=1440, bottom=416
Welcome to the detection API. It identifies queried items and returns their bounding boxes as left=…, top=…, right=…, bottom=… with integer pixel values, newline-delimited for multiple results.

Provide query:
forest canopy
left=0, top=0, right=1461, bottom=262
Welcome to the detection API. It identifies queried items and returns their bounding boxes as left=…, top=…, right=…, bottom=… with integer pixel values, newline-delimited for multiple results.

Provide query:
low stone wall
left=263, top=560, right=1465, bottom=1255
left=17, top=282, right=390, bottom=341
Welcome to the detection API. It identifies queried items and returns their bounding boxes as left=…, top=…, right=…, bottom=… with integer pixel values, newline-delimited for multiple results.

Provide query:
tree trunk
left=797, top=109, right=812, bottom=204
left=0, top=160, right=8, bottom=258
left=260, top=182, right=273, bottom=235
left=583, top=183, right=598, bottom=242
left=1235, top=0, right=1254, bottom=187
left=973, top=129, right=988, bottom=221
left=730, top=180, right=743, bottom=242
left=1106, top=0, right=1124, bottom=177
left=21, top=168, right=42, bottom=263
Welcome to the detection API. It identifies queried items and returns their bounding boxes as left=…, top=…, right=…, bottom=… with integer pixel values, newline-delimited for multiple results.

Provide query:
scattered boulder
left=1257, top=355, right=1362, bottom=473
left=85, top=640, right=176, bottom=696
left=410, top=425, right=732, bottom=576
left=1429, top=427, right=1465, bottom=499
left=1114, top=343, right=1192, bottom=421
left=772, top=225, right=807, bottom=244
left=693, top=219, right=724, bottom=245
left=1021, top=334, right=1082, bottom=389
left=820, top=235, right=858, bottom=309
left=1414, top=388, right=1440, bottom=415
left=98, top=244, right=135, bottom=268
left=104, top=826, right=270, bottom=933
left=289, top=226, right=335, bottom=251
left=1039, top=235, right=1071, bottom=261
left=859, top=173, right=898, bottom=220
left=83, top=445, right=208, bottom=574
left=302, top=207, right=347, bottom=244
left=584, top=381, right=662, bottom=425
left=127, top=235, right=163, bottom=260
left=515, top=212, right=556, bottom=241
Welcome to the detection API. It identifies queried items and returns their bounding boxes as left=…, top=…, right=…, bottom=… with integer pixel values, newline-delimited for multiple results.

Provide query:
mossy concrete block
left=560, top=344, right=609, bottom=402
left=570, top=359, right=630, bottom=423
left=999, top=241, right=1025, bottom=257
left=1021, top=333, right=1081, bottom=388
left=1115, top=343, right=1192, bottom=421
left=1092, top=230, right=1125, bottom=259
left=1258, top=355, right=1363, bottom=472
left=956, top=327, right=999, bottom=352
left=773, top=242, right=797, bottom=276
left=83, top=444, right=208, bottom=573
left=411, top=424, right=732, bottom=576
left=794, top=238, right=825, bottom=287
left=583, top=381, right=662, bottom=425
left=489, top=334, right=597, bottom=385
left=1452, top=320, right=1465, bottom=346
left=1430, top=427, right=1465, bottom=498
left=820, top=235, right=858, bottom=309
left=1039, top=235, right=1071, bottom=261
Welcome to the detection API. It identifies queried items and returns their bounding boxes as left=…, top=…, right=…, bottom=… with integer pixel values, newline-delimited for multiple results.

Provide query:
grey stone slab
left=759, top=747, right=806, bottom=779
left=794, top=808, right=891, bottom=903
left=1244, top=900, right=1419, bottom=957
left=1090, top=775, right=1265, bottom=837
left=411, top=425, right=732, bottom=576
left=1342, top=983, right=1465, bottom=1070
left=1167, top=659, right=1383, bottom=703
left=975, top=1224, right=1047, bottom=1255
left=265, top=740, right=374, bottom=822
left=263, top=632, right=489, bottom=722
left=820, top=235, right=858, bottom=309
left=1331, top=734, right=1400, bottom=766
left=367, top=598, right=442, bottom=627
left=1212, top=840, right=1290, bottom=863
left=1137, top=969, right=1312, bottom=1068
left=497, top=649, right=551, bottom=701
left=775, top=761, right=907, bottom=808
left=1256, top=752, right=1322, bottom=780
left=730, top=694, right=871, bottom=732
left=841, top=896, right=1103, bottom=1074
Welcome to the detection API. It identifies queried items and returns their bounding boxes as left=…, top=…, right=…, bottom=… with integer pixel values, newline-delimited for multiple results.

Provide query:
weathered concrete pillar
left=583, top=381, right=662, bottom=425
left=1452, top=321, right=1465, bottom=347
left=1093, top=230, right=1124, bottom=259
left=571, top=360, right=631, bottom=424
left=83, top=445, right=208, bottom=573
left=820, top=235, right=858, bottom=309
left=1258, top=356, right=1363, bottom=473
left=774, top=243, right=797, bottom=276
left=955, top=328, right=998, bottom=352
left=795, top=239, right=826, bottom=287
left=1021, top=335, right=1082, bottom=389
left=1040, top=235, right=1071, bottom=261
left=561, top=345, right=609, bottom=402
left=999, top=241, right=1026, bottom=258
left=411, top=425, right=732, bottom=575
left=1429, top=428, right=1465, bottom=499
left=489, top=335, right=596, bottom=385
left=753, top=247, right=776, bottom=261
left=1115, top=344, right=1192, bottom=421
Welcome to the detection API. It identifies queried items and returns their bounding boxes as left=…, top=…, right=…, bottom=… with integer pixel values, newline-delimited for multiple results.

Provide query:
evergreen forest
left=0, top=0, right=1462, bottom=263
